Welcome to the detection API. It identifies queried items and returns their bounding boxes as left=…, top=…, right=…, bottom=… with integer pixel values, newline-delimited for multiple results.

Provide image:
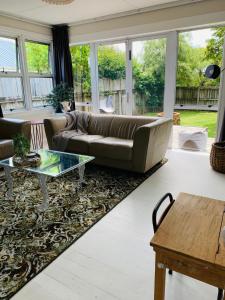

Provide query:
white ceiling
left=0, top=0, right=186, bottom=25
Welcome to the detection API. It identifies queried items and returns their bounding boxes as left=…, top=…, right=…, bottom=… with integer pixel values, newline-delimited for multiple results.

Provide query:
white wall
left=70, top=0, right=225, bottom=44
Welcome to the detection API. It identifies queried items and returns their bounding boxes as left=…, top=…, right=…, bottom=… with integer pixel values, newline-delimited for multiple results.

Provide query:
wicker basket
left=210, top=142, right=225, bottom=173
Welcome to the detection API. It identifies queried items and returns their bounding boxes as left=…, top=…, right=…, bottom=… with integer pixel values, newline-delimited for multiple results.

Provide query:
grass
left=146, top=110, right=217, bottom=138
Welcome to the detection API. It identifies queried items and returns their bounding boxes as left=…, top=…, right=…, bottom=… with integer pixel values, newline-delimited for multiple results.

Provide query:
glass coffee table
left=0, top=149, right=94, bottom=211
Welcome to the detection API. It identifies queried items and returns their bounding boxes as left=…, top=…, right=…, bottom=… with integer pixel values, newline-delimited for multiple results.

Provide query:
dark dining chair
left=152, top=193, right=175, bottom=275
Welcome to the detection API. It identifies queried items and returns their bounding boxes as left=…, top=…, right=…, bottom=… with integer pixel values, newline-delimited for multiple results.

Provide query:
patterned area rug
left=0, top=161, right=166, bottom=299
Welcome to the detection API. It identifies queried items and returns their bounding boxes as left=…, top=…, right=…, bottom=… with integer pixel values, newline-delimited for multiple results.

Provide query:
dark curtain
left=0, top=105, right=3, bottom=118
left=52, top=24, right=75, bottom=110
left=219, top=111, right=225, bottom=141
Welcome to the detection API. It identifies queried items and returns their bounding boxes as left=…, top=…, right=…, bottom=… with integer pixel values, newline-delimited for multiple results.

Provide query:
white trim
left=164, top=31, right=178, bottom=118
left=18, top=35, right=32, bottom=110
left=0, top=73, right=22, bottom=77
left=216, top=36, right=225, bottom=141
left=90, top=43, right=99, bottom=113
left=69, top=0, right=204, bottom=27
left=126, top=39, right=132, bottom=115
left=28, top=74, right=53, bottom=78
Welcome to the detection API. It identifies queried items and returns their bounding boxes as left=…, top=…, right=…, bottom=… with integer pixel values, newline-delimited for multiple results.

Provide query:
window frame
left=25, top=39, right=54, bottom=109
left=0, top=35, right=25, bottom=111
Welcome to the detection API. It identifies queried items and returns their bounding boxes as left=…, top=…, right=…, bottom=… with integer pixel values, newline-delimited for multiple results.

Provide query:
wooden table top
left=151, top=192, right=225, bottom=268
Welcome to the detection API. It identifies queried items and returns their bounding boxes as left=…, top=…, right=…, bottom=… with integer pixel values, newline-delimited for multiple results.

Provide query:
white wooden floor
left=12, top=150, right=225, bottom=300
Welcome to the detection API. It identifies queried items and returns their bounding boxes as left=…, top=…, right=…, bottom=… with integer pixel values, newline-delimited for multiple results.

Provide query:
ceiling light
left=42, top=0, right=74, bottom=5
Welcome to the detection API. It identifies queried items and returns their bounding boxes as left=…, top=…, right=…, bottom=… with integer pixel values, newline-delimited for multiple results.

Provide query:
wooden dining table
left=150, top=192, right=225, bottom=300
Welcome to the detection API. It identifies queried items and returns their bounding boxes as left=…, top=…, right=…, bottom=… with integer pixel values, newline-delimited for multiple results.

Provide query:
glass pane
left=25, top=41, right=50, bottom=73
left=0, top=149, right=94, bottom=177
left=132, top=38, right=166, bottom=116
left=70, top=45, right=92, bottom=112
left=0, top=77, right=24, bottom=111
left=0, top=37, right=19, bottom=72
left=30, top=77, right=53, bottom=108
left=174, top=28, right=224, bottom=152
left=98, top=43, right=126, bottom=114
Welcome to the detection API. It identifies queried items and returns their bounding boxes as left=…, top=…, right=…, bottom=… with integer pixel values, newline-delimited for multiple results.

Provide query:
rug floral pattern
left=0, top=162, right=165, bottom=299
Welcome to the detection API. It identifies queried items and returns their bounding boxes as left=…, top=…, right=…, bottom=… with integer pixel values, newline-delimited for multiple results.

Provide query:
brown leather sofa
left=44, top=114, right=172, bottom=173
left=0, top=118, right=31, bottom=160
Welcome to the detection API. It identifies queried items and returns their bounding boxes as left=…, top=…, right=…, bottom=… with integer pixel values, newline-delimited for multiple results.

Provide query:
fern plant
left=13, top=134, right=30, bottom=158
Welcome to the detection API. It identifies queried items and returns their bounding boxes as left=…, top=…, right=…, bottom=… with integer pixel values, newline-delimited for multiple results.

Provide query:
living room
left=0, top=0, right=225, bottom=299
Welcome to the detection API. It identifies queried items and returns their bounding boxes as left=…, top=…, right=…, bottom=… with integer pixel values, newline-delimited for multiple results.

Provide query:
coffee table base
left=3, top=165, right=86, bottom=211
left=4, top=166, right=13, bottom=200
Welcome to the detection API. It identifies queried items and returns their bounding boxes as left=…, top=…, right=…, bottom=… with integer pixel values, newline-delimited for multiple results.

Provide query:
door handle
left=127, top=92, right=129, bottom=103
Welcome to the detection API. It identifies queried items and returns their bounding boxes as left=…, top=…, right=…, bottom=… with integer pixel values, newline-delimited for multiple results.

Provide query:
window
left=0, top=37, right=24, bottom=111
left=25, top=41, right=53, bottom=108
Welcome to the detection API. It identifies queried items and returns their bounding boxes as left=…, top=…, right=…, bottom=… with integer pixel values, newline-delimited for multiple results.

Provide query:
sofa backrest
left=88, top=114, right=114, bottom=136
left=109, top=115, right=156, bottom=139
left=88, top=114, right=158, bottom=139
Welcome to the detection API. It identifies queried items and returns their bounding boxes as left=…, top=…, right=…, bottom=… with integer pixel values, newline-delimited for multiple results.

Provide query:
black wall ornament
left=205, top=64, right=224, bottom=79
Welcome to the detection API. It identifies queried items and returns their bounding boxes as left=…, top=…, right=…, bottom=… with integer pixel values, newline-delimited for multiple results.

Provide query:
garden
left=147, top=110, right=217, bottom=138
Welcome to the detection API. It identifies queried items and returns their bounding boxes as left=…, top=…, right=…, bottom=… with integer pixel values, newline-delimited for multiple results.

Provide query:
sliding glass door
left=131, top=37, right=167, bottom=116
left=173, top=27, right=225, bottom=152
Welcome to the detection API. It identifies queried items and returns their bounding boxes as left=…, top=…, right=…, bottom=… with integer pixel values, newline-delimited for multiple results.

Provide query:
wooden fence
left=75, top=80, right=220, bottom=114
left=176, top=86, right=219, bottom=106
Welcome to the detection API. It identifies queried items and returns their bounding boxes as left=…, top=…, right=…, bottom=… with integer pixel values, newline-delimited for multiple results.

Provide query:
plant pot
left=55, top=103, right=63, bottom=114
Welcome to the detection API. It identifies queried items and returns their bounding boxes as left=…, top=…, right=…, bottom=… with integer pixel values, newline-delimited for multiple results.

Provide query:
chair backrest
left=152, top=193, right=175, bottom=233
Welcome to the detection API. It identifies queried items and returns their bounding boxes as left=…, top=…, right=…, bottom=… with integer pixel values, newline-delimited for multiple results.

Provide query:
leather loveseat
left=44, top=113, right=172, bottom=173
left=0, top=118, right=31, bottom=160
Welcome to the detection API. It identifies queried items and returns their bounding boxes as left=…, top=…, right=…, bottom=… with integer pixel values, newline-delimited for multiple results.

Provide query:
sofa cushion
left=109, top=116, right=156, bottom=139
left=66, top=135, right=104, bottom=154
left=0, top=139, right=14, bottom=159
left=90, top=137, right=133, bottom=161
left=88, top=115, right=114, bottom=136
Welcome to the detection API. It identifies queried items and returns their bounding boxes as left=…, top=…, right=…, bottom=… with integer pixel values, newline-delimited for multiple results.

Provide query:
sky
left=189, top=28, right=212, bottom=47
left=111, top=28, right=214, bottom=60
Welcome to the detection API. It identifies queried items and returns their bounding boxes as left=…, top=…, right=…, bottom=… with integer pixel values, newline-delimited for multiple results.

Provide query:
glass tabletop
left=0, top=149, right=95, bottom=177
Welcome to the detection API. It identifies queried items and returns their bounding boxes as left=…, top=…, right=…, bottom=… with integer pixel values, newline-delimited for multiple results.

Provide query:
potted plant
left=13, top=134, right=30, bottom=158
left=46, top=82, right=74, bottom=113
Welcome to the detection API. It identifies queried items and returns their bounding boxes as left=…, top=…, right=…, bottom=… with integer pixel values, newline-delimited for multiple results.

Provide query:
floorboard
left=12, top=150, right=225, bottom=300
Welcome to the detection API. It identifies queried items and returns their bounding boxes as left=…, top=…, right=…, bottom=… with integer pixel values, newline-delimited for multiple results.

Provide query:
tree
left=70, top=45, right=91, bottom=100
left=25, top=42, right=50, bottom=73
left=98, top=46, right=126, bottom=80
left=176, top=33, right=211, bottom=87
left=133, top=39, right=166, bottom=110
left=205, top=27, right=225, bottom=64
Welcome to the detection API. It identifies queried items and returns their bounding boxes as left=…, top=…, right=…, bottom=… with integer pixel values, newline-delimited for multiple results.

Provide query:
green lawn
left=146, top=110, right=217, bottom=138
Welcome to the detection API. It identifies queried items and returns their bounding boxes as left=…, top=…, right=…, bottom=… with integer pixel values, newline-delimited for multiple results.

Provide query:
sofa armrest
left=0, top=118, right=31, bottom=141
left=133, top=118, right=172, bottom=173
left=44, top=117, right=67, bottom=149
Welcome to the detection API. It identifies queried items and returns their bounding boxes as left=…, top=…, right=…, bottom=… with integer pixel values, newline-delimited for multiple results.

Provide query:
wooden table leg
left=154, top=252, right=166, bottom=300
